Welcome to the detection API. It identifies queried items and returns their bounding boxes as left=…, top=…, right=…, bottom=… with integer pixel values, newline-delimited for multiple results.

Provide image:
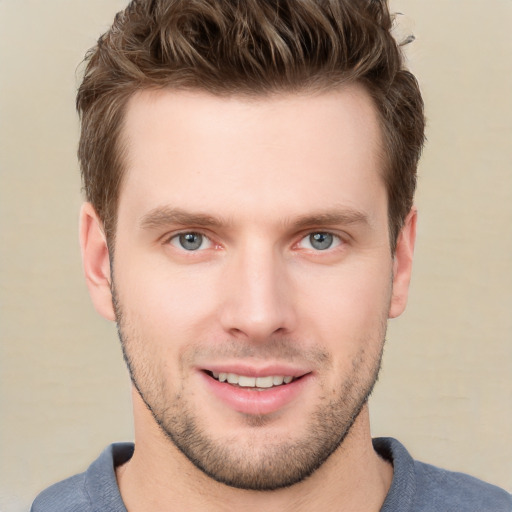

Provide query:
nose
left=219, top=243, right=297, bottom=341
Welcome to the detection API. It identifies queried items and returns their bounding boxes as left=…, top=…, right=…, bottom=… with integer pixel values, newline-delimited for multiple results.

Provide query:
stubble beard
left=112, top=285, right=387, bottom=491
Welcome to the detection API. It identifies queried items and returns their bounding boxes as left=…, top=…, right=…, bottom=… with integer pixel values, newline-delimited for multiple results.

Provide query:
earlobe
left=388, top=208, right=417, bottom=319
left=79, top=202, right=116, bottom=322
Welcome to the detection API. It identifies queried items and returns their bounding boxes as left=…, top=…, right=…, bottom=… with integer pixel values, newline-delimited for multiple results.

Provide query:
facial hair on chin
left=112, top=282, right=387, bottom=491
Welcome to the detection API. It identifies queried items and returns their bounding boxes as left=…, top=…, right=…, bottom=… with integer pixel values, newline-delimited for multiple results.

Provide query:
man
left=32, top=0, right=511, bottom=510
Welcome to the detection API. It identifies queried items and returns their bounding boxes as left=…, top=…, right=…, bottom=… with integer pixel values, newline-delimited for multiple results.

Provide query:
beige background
left=1, top=1, right=511, bottom=510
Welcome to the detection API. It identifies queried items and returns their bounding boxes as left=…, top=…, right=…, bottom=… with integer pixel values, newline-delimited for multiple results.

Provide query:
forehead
left=118, top=86, right=386, bottom=228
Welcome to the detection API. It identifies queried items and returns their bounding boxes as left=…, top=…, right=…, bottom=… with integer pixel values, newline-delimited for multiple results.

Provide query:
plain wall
left=1, top=1, right=511, bottom=511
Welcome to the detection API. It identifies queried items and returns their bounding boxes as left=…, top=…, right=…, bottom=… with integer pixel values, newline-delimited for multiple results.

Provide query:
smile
left=208, top=371, right=296, bottom=389
left=200, top=368, right=312, bottom=415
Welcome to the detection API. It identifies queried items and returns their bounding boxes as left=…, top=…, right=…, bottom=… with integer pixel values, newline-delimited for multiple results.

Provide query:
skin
left=80, top=85, right=416, bottom=511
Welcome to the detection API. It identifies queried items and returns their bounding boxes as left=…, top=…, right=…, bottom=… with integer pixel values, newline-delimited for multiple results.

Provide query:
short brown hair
left=77, top=0, right=425, bottom=250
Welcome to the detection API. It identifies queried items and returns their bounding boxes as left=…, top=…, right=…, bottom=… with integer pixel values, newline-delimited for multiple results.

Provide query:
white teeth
left=238, top=376, right=256, bottom=387
left=255, top=376, right=274, bottom=388
left=227, top=373, right=239, bottom=384
left=272, top=376, right=284, bottom=386
left=211, top=372, right=295, bottom=388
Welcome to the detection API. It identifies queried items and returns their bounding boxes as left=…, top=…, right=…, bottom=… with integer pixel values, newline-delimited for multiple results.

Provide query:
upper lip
left=199, top=363, right=312, bottom=378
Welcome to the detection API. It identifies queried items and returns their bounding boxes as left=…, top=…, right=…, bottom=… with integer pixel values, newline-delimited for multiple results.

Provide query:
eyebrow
left=139, top=205, right=371, bottom=232
left=289, top=209, right=371, bottom=230
left=140, top=206, right=229, bottom=230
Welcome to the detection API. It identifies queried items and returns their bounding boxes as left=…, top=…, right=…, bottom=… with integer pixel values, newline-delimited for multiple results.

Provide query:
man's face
left=101, top=87, right=407, bottom=489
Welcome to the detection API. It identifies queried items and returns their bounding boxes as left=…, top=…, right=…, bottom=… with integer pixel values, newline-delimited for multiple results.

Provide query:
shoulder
left=374, top=437, right=512, bottom=512
left=31, top=443, right=134, bottom=512
left=413, top=460, right=512, bottom=512
left=31, top=472, right=90, bottom=512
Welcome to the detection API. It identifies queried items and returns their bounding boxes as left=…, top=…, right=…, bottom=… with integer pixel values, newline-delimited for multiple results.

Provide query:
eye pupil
left=179, top=233, right=203, bottom=250
left=310, top=232, right=333, bottom=250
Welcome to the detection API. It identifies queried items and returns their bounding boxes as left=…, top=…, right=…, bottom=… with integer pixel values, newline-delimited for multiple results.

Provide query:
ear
left=388, top=207, right=417, bottom=319
left=79, top=202, right=116, bottom=321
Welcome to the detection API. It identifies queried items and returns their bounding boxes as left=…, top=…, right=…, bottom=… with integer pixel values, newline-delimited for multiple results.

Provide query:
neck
left=117, top=391, right=392, bottom=512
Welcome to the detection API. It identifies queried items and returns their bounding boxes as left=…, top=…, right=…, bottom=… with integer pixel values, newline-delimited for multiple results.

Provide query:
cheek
left=294, top=260, right=392, bottom=327
left=292, top=261, right=391, bottom=374
left=117, top=256, right=220, bottom=323
left=114, top=260, right=225, bottom=379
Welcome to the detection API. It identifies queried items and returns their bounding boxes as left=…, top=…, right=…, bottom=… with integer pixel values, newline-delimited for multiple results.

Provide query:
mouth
left=204, top=370, right=300, bottom=390
left=199, top=365, right=312, bottom=415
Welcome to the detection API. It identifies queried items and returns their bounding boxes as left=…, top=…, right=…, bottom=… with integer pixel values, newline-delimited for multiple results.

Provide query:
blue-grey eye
left=180, top=233, right=202, bottom=250
left=170, top=232, right=211, bottom=251
left=309, top=232, right=334, bottom=250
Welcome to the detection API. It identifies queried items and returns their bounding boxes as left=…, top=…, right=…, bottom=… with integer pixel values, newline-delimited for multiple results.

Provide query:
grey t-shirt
left=31, top=438, right=512, bottom=511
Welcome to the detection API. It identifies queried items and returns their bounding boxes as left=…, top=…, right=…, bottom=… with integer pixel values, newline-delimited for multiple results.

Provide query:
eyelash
left=296, top=232, right=343, bottom=252
left=166, top=230, right=344, bottom=253
left=168, top=231, right=214, bottom=251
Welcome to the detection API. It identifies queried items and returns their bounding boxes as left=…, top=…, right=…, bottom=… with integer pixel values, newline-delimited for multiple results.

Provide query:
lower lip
left=199, top=372, right=311, bottom=416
